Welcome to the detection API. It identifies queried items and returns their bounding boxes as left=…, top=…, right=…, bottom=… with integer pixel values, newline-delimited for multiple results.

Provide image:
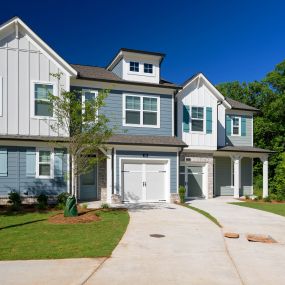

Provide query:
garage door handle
left=142, top=181, right=146, bottom=187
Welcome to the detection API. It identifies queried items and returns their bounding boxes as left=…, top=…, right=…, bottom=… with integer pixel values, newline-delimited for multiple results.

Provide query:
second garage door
left=122, top=161, right=167, bottom=203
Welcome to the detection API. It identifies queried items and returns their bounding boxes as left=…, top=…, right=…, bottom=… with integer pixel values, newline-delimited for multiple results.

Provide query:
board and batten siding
left=0, top=28, right=69, bottom=137
left=71, top=87, right=173, bottom=136
left=177, top=82, right=218, bottom=150
left=214, top=156, right=253, bottom=196
left=0, top=146, right=67, bottom=196
left=115, top=150, right=177, bottom=195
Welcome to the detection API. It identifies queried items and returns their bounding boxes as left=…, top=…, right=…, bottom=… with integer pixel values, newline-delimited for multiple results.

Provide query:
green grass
left=186, top=205, right=222, bottom=227
left=230, top=202, right=285, bottom=217
left=0, top=209, right=129, bottom=260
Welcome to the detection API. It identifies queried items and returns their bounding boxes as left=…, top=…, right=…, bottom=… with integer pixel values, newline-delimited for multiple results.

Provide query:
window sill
left=31, top=116, right=56, bottom=120
left=123, top=123, right=160, bottom=128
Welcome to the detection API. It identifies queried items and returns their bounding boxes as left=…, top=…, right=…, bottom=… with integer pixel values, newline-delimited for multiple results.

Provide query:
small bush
left=56, top=192, right=69, bottom=209
left=179, top=186, right=186, bottom=204
left=81, top=203, right=88, bottom=210
left=269, top=193, right=277, bottom=201
left=263, top=196, right=272, bottom=203
left=37, top=194, right=48, bottom=210
left=101, top=203, right=109, bottom=209
left=276, top=193, right=284, bottom=202
left=258, top=195, right=262, bottom=200
left=8, top=191, right=22, bottom=211
left=245, top=195, right=250, bottom=200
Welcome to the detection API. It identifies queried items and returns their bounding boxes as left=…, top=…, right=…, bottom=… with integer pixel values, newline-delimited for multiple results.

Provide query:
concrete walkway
left=190, top=198, right=285, bottom=285
left=85, top=203, right=242, bottom=285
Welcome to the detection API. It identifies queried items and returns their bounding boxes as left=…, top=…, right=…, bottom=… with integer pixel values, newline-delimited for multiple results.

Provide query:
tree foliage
left=216, top=60, right=285, bottom=197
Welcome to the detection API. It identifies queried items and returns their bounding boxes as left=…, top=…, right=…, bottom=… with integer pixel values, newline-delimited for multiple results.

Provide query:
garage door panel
left=145, top=171, right=165, bottom=201
left=123, top=171, right=143, bottom=202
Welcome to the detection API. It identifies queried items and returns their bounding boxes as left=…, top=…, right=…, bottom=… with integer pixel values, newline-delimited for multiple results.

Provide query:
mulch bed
left=48, top=210, right=100, bottom=224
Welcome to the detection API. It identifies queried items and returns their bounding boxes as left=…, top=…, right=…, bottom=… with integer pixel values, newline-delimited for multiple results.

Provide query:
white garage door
left=123, top=162, right=166, bottom=203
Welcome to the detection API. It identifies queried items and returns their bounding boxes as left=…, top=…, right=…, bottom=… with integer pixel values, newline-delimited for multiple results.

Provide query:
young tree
left=49, top=74, right=113, bottom=198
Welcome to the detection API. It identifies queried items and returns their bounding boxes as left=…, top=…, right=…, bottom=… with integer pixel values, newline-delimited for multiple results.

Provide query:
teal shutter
left=54, top=150, right=64, bottom=177
left=0, top=148, right=7, bottom=177
left=226, top=115, right=232, bottom=136
left=26, top=150, right=36, bottom=177
left=183, top=105, right=190, bottom=132
left=206, top=107, right=212, bottom=134
left=241, top=116, right=246, bottom=136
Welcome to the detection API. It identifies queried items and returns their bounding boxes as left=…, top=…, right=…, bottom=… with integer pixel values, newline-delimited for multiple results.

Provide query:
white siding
left=177, top=81, right=218, bottom=150
left=0, top=28, right=69, bottom=137
left=217, top=104, right=226, bottom=146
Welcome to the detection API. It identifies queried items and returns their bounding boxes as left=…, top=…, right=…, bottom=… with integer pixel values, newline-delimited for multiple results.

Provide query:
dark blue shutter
left=54, top=150, right=64, bottom=177
left=26, top=150, right=36, bottom=177
left=0, top=148, right=7, bottom=177
left=226, top=115, right=232, bottom=136
left=206, top=107, right=213, bottom=134
left=241, top=116, right=246, bottom=136
left=183, top=105, right=190, bottom=132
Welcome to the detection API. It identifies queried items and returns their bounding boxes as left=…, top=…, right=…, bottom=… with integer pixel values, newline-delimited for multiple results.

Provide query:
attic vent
left=185, top=157, right=191, bottom=162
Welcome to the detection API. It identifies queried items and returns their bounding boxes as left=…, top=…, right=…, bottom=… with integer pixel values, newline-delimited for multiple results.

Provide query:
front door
left=122, top=162, right=166, bottom=202
left=187, top=166, right=203, bottom=197
left=80, top=165, right=97, bottom=201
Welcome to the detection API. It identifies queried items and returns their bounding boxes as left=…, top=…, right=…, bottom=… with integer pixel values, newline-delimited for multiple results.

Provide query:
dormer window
left=144, top=63, right=153, bottom=74
left=130, top=61, right=139, bottom=72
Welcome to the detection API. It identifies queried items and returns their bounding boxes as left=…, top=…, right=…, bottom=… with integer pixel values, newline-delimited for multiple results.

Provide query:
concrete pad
left=86, top=203, right=242, bottom=285
left=0, top=258, right=106, bottom=285
left=190, top=198, right=285, bottom=285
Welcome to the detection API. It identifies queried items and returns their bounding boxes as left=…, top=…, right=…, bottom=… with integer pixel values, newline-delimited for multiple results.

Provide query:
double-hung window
left=144, top=63, right=153, bottom=74
left=125, top=95, right=159, bottom=127
left=232, top=116, right=240, bottom=135
left=38, top=150, right=51, bottom=178
left=33, top=83, right=54, bottom=117
left=191, top=107, right=204, bottom=132
left=82, top=89, right=97, bottom=123
left=130, top=61, right=139, bottom=72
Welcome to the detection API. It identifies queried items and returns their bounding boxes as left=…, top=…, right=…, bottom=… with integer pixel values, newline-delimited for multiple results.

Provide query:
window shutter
left=226, top=115, right=232, bottom=136
left=26, top=150, right=36, bottom=177
left=241, top=116, right=246, bottom=136
left=206, top=107, right=213, bottom=134
left=54, top=150, right=64, bottom=177
left=0, top=148, right=7, bottom=177
left=183, top=105, right=190, bottom=132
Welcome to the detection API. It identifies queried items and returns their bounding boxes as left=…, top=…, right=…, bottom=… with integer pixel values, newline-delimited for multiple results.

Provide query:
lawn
left=0, top=209, right=129, bottom=260
left=230, top=202, right=285, bottom=217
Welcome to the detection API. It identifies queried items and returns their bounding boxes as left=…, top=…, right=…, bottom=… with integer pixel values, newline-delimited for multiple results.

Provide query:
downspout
left=111, top=148, right=114, bottom=196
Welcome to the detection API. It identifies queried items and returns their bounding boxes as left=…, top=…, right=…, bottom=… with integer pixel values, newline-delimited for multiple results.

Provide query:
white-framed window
left=36, top=148, right=53, bottom=179
left=144, top=63, right=153, bottom=74
left=129, top=61, right=139, bottom=72
left=123, top=94, right=160, bottom=128
left=191, top=107, right=204, bottom=132
left=231, top=116, right=241, bottom=136
left=31, top=81, right=56, bottom=118
left=82, top=89, right=98, bottom=121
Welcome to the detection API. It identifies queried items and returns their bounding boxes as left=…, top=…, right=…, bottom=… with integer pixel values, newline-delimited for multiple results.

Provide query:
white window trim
left=122, top=94, right=160, bottom=128
left=231, top=116, right=241, bottom=136
left=190, top=106, right=205, bottom=134
left=144, top=63, right=153, bottom=74
left=82, top=89, right=98, bottom=117
left=129, top=61, right=139, bottom=73
left=36, top=147, right=54, bottom=179
left=30, top=80, right=57, bottom=119
left=126, top=60, right=156, bottom=77
left=0, top=76, right=2, bottom=117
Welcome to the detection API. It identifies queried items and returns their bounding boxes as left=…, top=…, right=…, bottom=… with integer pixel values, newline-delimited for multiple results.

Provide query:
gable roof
left=71, top=64, right=181, bottom=89
left=225, top=97, right=259, bottom=112
left=0, top=16, right=77, bottom=76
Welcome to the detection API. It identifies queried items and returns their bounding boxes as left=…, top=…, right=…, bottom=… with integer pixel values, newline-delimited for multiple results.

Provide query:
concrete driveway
left=85, top=203, right=242, bottom=285
left=190, top=198, right=285, bottom=285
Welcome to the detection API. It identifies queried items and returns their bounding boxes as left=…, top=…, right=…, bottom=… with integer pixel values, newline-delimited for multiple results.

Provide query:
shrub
left=56, top=192, right=69, bottom=209
left=8, top=191, right=22, bottom=211
left=81, top=203, right=88, bottom=210
left=37, top=194, right=48, bottom=210
left=269, top=193, right=277, bottom=201
left=245, top=195, right=250, bottom=200
left=276, top=193, right=284, bottom=202
left=257, top=195, right=262, bottom=200
left=101, top=203, right=109, bottom=209
left=263, top=196, right=272, bottom=203
left=179, top=186, right=186, bottom=204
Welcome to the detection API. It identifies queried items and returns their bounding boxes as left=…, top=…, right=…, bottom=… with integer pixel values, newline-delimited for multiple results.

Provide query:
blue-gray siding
left=0, top=146, right=67, bottom=196
left=226, top=115, right=253, bottom=146
left=115, top=150, right=177, bottom=194
left=215, top=156, right=253, bottom=196
left=71, top=87, right=173, bottom=136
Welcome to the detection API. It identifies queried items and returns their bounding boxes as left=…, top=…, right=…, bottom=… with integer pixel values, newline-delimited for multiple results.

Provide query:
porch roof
left=217, top=145, right=274, bottom=153
left=106, top=134, right=187, bottom=147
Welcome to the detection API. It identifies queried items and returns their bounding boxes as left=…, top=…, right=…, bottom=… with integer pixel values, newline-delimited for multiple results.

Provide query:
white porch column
left=261, top=155, right=269, bottom=198
left=232, top=155, right=241, bottom=198
left=106, top=149, right=112, bottom=203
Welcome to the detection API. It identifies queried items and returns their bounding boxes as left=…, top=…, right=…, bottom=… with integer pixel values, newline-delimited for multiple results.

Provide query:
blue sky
left=1, top=0, right=285, bottom=85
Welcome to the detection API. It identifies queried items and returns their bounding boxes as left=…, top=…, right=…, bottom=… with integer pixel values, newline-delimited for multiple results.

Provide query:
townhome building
left=0, top=17, right=272, bottom=204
